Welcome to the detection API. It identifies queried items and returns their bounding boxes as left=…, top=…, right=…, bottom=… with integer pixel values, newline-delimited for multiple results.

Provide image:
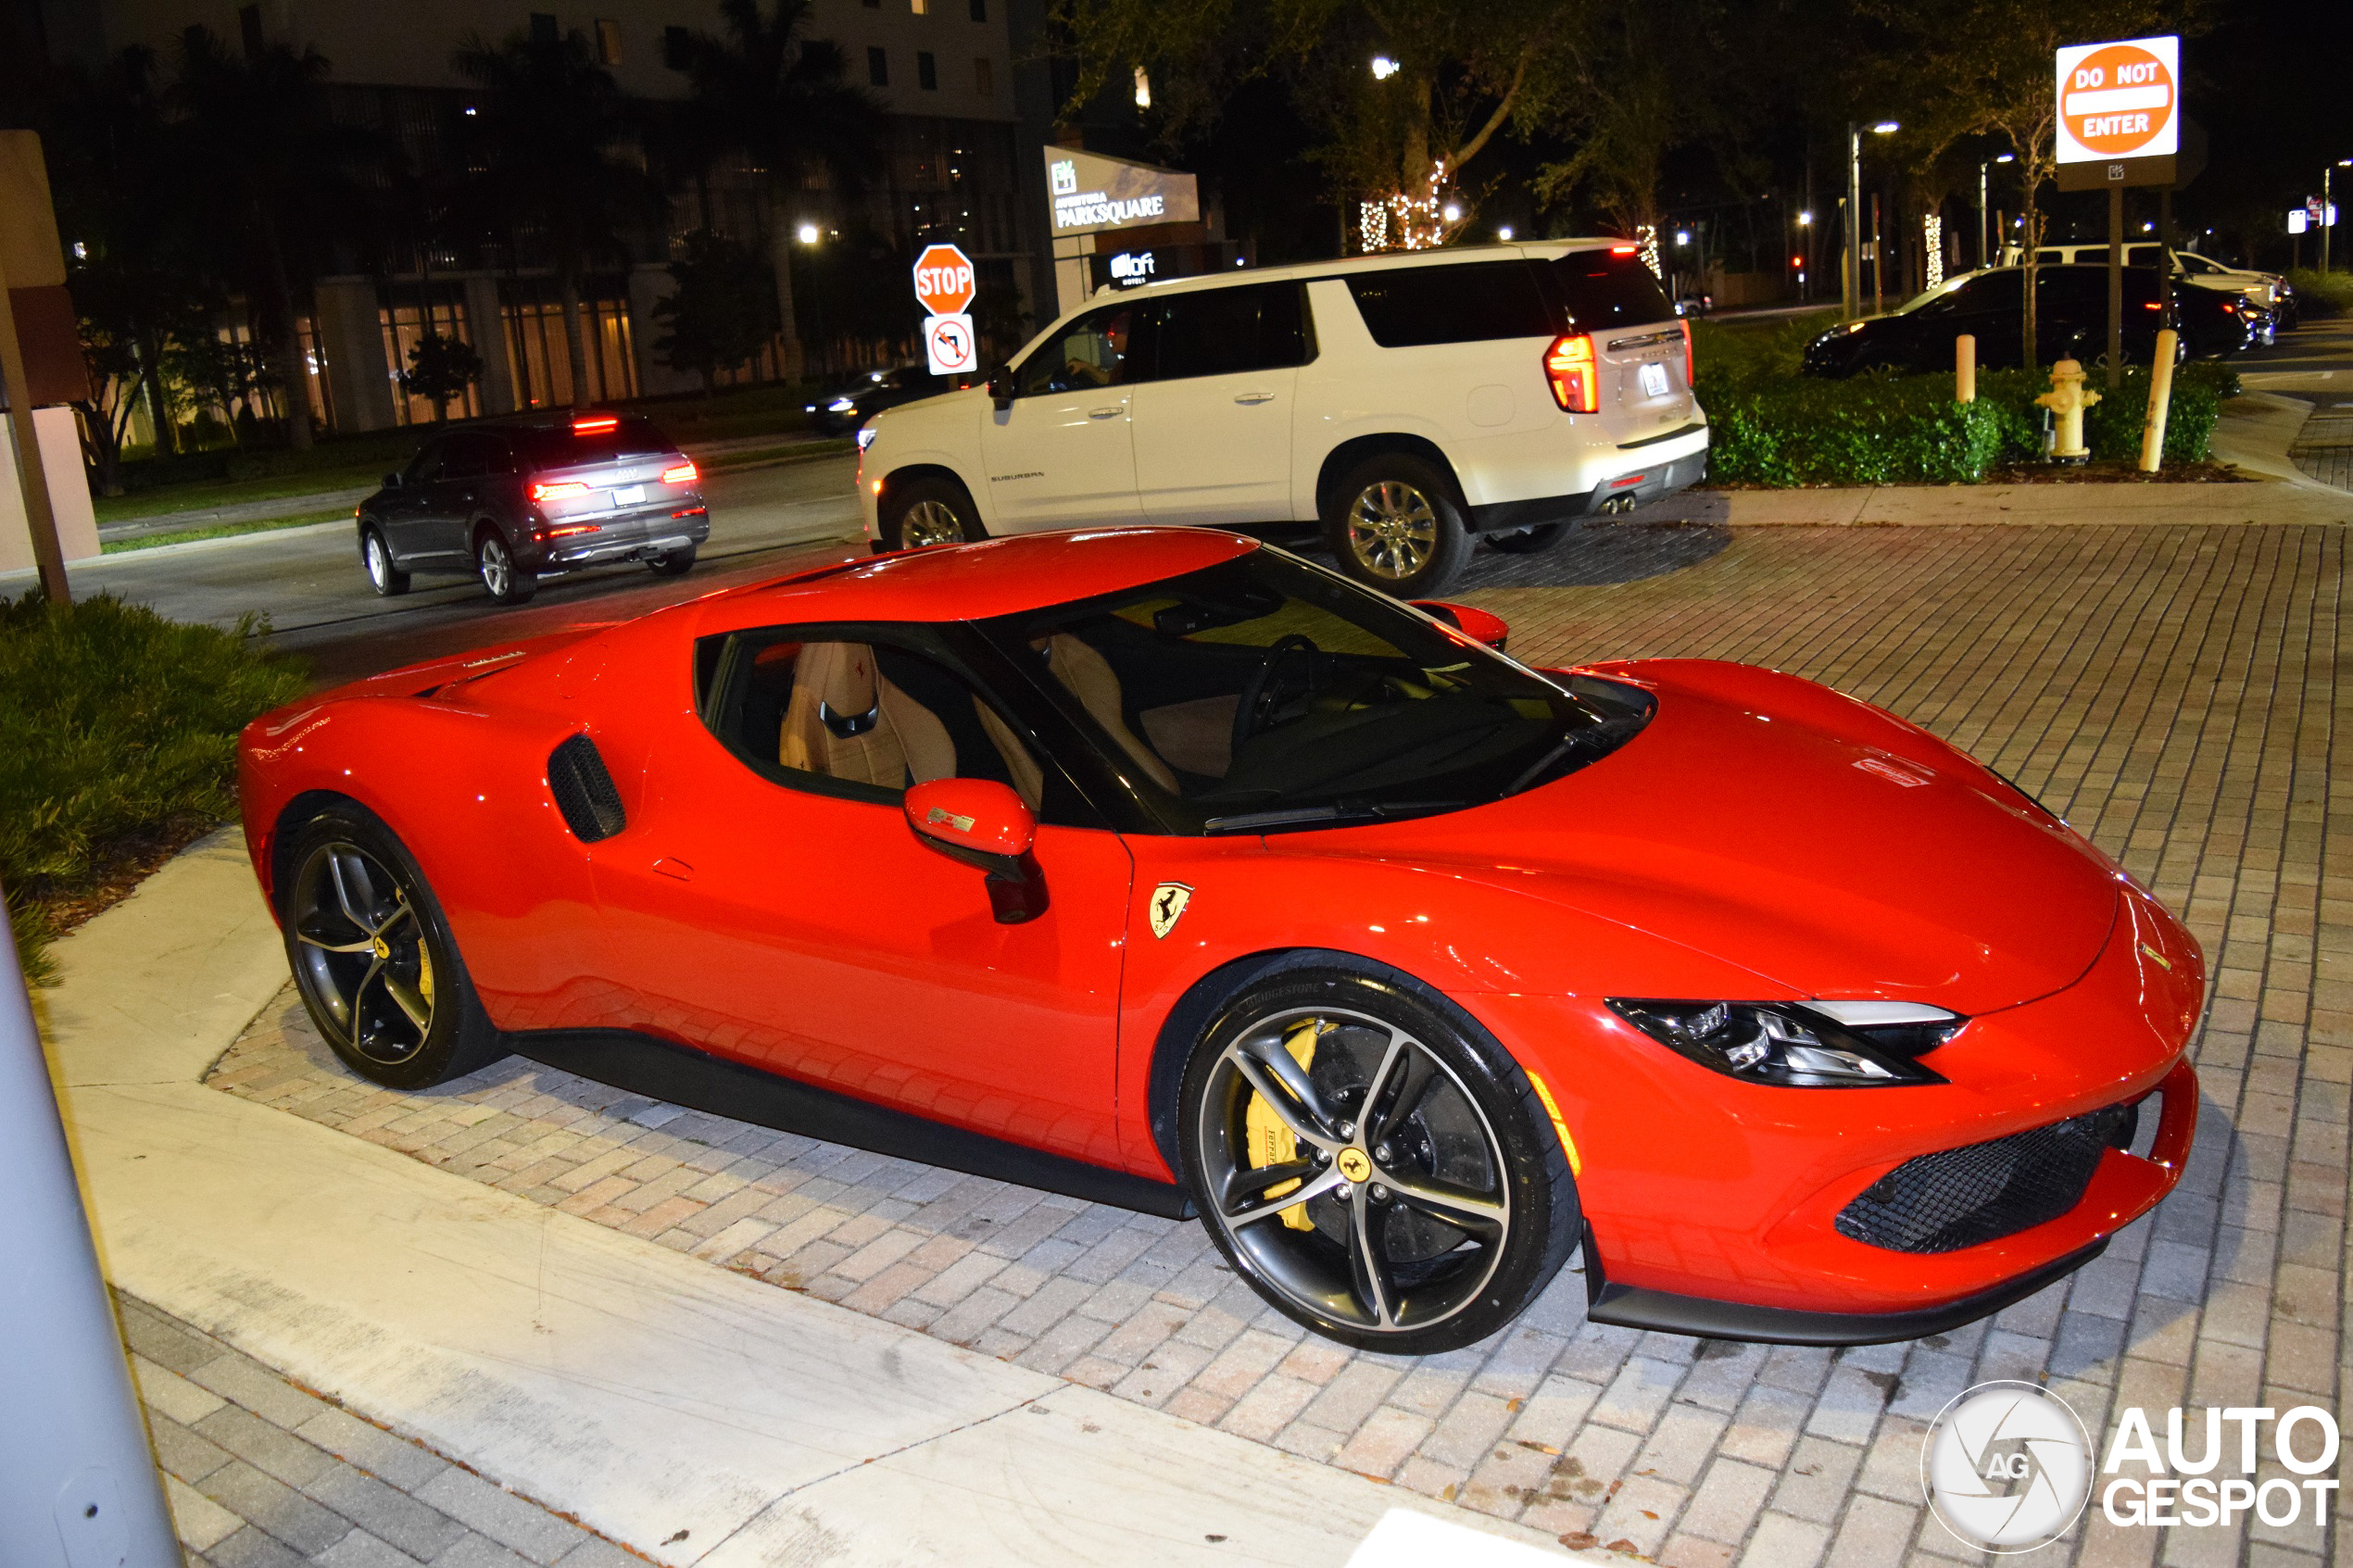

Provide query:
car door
left=380, top=440, right=447, bottom=562
left=591, top=624, right=1137, bottom=1167
left=980, top=302, right=1144, bottom=529
left=1128, top=282, right=1308, bottom=525
left=426, top=433, right=493, bottom=559
left=1945, top=270, right=2024, bottom=367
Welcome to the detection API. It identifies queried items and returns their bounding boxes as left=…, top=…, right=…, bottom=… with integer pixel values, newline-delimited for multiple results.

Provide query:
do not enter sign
left=912, top=244, right=976, bottom=316
left=2055, top=35, right=2178, bottom=164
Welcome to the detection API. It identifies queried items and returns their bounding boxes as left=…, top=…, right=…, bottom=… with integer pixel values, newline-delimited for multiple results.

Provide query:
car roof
left=1109, top=239, right=1639, bottom=302
left=700, top=527, right=1261, bottom=631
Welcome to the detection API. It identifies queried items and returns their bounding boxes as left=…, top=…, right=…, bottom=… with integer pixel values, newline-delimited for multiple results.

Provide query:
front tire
left=1322, top=455, right=1473, bottom=596
left=1177, top=966, right=1578, bottom=1354
left=881, top=476, right=985, bottom=551
left=361, top=528, right=410, bottom=596
left=279, top=807, right=508, bottom=1090
left=476, top=529, right=537, bottom=605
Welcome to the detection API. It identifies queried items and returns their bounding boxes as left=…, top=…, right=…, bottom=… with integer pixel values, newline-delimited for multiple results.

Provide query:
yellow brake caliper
left=1245, top=1018, right=1329, bottom=1231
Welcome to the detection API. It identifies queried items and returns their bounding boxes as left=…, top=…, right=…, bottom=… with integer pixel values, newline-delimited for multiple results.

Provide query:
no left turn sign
left=924, top=312, right=976, bottom=376
left=2055, top=36, right=2178, bottom=164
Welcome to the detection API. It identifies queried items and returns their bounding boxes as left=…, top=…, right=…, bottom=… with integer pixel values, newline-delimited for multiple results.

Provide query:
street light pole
left=1845, top=121, right=1898, bottom=319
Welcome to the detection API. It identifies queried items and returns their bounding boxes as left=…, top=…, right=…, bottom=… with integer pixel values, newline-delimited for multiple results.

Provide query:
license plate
left=1638, top=361, right=1670, bottom=398
left=611, top=485, right=645, bottom=507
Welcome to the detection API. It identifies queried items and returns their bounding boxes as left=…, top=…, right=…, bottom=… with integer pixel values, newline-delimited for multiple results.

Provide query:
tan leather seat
left=1042, top=633, right=1179, bottom=793
left=780, top=641, right=1046, bottom=809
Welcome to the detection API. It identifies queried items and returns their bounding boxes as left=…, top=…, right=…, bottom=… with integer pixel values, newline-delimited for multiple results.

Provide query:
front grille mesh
left=1835, top=1101, right=2139, bottom=1254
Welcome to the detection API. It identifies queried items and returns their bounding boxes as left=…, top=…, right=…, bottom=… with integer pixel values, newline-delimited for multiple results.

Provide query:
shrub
left=1697, top=358, right=2241, bottom=485
left=0, top=592, right=307, bottom=983
left=2285, top=268, right=2353, bottom=318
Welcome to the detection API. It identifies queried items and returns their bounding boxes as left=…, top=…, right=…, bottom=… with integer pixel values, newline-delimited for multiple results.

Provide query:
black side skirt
left=1580, top=1226, right=2108, bottom=1347
left=514, top=1028, right=1194, bottom=1221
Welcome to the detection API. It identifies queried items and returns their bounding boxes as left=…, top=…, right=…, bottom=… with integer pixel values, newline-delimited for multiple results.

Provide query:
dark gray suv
left=358, top=412, right=711, bottom=605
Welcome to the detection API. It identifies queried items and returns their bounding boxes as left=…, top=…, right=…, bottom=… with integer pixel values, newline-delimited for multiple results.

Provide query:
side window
left=404, top=442, right=447, bottom=484
left=702, top=631, right=1055, bottom=817
left=1344, top=260, right=1554, bottom=347
left=476, top=435, right=514, bottom=474
left=1015, top=305, right=1137, bottom=395
left=2037, top=270, right=2103, bottom=313
left=1151, top=283, right=1310, bottom=381
left=1960, top=270, right=2022, bottom=310
left=441, top=434, right=487, bottom=481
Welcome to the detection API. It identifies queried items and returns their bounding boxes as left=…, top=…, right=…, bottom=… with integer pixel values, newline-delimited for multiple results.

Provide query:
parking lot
left=202, top=515, right=2349, bottom=1567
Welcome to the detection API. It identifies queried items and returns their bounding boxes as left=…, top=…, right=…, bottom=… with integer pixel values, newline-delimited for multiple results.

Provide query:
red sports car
left=236, top=528, right=2202, bottom=1354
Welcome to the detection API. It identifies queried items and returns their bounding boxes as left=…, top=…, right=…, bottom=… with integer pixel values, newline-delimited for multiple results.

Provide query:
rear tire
left=279, top=806, right=508, bottom=1090
left=1485, top=522, right=1568, bottom=555
left=476, top=529, right=537, bottom=605
left=648, top=545, right=698, bottom=578
left=1321, top=454, right=1473, bottom=597
left=361, top=528, right=410, bottom=596
left=881, top=476, right=985, bottom=551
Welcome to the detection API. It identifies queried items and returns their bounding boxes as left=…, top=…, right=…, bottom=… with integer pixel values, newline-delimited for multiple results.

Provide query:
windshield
left=977, top=548, right=1654, bottom=834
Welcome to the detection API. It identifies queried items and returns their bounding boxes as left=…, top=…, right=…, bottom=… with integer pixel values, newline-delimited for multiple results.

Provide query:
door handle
left=1233, top=392, right=1277, bottom=405
left=652, top=857, right=695, bottom=882
left=1088, top=407, right=1123, bottom=420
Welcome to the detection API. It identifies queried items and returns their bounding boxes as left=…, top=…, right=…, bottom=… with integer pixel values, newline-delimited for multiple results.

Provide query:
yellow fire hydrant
left=2035, top=358, right=2100, bottom=463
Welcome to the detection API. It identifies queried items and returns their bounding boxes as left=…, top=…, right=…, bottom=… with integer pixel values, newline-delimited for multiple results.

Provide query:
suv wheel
left=361, top=527, right=410, bottom=596
left=476, top=529, right=537, bottom=605
left=1177, top=967, right=1579, bottom=1354
left=1324, top=455, right=1472, bottom=596
left=647, top=545, right=697, bottom=578
left=882, top=476, right=985, bottom=551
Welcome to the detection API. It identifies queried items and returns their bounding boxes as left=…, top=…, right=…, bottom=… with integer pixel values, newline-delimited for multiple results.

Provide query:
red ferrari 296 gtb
left=237, top=528, right=2202, bottom=1354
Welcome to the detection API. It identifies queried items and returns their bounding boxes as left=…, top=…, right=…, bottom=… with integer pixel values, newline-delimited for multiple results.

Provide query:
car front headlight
left=1606, top=999, right=1955, bottom=1086
left=828, top=397, right=857, bottom=412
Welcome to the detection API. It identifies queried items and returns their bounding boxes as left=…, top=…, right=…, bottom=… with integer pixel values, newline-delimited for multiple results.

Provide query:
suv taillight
left=1680, top=319, right=1693, bottom=385
left=1545, top=333, right=1599, bottom=414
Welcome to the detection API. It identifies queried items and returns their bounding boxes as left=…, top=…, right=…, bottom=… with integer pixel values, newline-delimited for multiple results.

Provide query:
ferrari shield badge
left=1148, top=883, right=1193, bottom=938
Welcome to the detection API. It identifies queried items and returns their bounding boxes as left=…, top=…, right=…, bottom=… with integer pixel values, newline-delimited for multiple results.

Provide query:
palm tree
left=454, top=28, right=657, bottom=405
left=679, top=0, right=880, bottom=383
left=169, top=26, right=357, bottom=451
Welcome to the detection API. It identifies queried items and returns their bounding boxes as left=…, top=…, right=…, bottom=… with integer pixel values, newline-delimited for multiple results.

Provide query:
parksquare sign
left=1042, top=145, right=1200, bottom=238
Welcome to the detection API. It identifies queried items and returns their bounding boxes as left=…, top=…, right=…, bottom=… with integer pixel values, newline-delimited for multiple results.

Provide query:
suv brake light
left=572, top=414, right=619, bottom=434
left=661, top=461, right=698, bottom=485
left=1545, top=333, right=1599, bottom=414
left=531, top=481, right=589, bottom=502
left=1680, top=319, right=1693, bottom=385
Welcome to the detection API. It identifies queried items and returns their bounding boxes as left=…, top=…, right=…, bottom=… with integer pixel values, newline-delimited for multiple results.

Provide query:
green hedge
left=0, top=592, right=307, bottom=983
left=2285, top=268, right=2352, bottom=318
left=1698, top=361, right=2241, bottom=486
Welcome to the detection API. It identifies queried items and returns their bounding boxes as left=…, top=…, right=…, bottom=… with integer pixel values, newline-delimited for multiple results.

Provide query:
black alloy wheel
left=476, top=529, right=537, bottom=605
left=648, top=545, right=698, bottom=578
left=882, top=476, right=985, bottom=551
left=281, top=809, right=507, bottom=1089
left=361, top=528, right=410, bottom=596
left=1179, top=967, right=1578, bottom=1353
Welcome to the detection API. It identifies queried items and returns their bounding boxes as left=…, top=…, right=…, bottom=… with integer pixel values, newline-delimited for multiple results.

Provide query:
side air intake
left=548, top=734, right=626, bottom=842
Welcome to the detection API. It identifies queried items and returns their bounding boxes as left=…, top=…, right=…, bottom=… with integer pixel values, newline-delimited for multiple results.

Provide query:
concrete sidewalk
left=36, top=834, right=1595, bottom=1567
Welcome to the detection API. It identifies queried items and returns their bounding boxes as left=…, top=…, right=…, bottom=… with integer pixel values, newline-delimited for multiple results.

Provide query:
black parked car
left=358, top=413, right=710, bottom=606
left=1801, top=264, right=2262, bottom=378
left=805, top=365, right=962, bottom=436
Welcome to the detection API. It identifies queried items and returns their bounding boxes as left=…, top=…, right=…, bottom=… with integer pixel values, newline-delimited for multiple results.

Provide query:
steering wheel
left=1233, top=634, right=1320, bottom=753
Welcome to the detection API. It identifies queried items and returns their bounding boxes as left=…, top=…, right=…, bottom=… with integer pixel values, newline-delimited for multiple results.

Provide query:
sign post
left=2055, top=35, right=2180, bottom=389
left=912, top=244, right=977, bottom=378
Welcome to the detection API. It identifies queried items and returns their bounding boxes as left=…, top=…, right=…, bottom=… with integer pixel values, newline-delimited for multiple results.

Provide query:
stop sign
left=912, top=245, right=976, bottom=316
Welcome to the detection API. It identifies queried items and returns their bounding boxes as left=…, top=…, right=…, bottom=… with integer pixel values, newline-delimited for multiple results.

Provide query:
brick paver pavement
left=208, top=521, right=2350, bottom=1566
left=119, top=1291, right=635, bottom=1568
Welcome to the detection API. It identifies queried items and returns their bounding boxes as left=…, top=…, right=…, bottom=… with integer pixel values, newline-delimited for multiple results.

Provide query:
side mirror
left=382, top=471, right=404, bottom=489
left=1411, top=599, right=1510, bottom=653
left=986, top=365, right=1014, bottom=411
left=903, top=778, right=1047, bottom=924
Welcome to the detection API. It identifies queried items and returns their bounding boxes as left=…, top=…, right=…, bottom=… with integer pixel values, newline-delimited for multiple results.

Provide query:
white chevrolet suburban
left=855, top=241, right=1709, bottom=595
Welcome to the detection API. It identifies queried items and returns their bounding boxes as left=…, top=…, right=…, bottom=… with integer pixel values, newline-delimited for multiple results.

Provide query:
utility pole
left=1843, top=124, right=1862, bottom=319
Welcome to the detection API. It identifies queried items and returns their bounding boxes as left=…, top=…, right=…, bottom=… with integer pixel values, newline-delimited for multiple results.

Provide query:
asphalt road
left=2233, top=311, right=2353, bottom=385
left=53, top=455, right=871, bottom=688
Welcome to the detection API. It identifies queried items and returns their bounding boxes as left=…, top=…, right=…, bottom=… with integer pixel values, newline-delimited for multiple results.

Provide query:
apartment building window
left=911, top=0, right=928, bottom=12
left=867, top=46, right=888, bottom=86
left=237, top=4, right=264, bottom=56
left=917, top=51, right=937, bottom=90
left=663, top=26, right=690, bottom=68
left=974, top=57, right=993, bottom=94
left=969, top=0, right=987, bottom=19
left=862, top=0, right=878, bottom=7
left=595, top=19, right=623, bottom=64
left=530, top=13, right=559, bottom=45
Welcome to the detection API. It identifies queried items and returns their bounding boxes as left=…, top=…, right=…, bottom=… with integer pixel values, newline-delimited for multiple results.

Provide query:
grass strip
left=102, top=509, right=353, bottom=554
